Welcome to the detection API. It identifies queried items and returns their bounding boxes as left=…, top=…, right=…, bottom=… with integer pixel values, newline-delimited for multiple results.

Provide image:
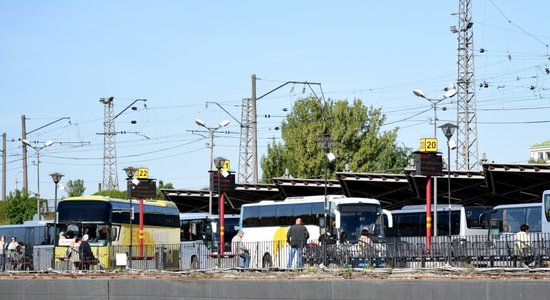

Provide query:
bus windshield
left=58, top=201, right=111, bottom=223
left=338, top=203, right=381, bottom=242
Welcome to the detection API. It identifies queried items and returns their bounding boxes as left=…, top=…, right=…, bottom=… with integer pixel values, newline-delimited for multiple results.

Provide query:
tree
left=0, top=190, right=37, bottom=224
left=93, top=190, right=128, bottom=199
left=261, top=97, right=410, bottom=182
left=65, top=179, right=86, bottom=197
left=156, top=180, right=174, bottom=199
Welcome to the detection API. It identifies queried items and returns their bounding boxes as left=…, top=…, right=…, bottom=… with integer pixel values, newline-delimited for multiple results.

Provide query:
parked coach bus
left=54, top=196, right=180, bottom=269
left=180, top=213, right=240, bottom=269
left=240, top=195, right=392, bottom=268
left=387, top=204, right=492, bottom=238
left=0, top=220, right=53, bottom=270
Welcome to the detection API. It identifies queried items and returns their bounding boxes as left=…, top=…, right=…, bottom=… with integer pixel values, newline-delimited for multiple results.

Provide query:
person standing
left=7, top=237, right=19, bottom=270
left=231, top=230, right=250, bottom=268
left=514, top=224, right=532, bottom=267
left=69, top=237, right=82, bottom=271
left=286, top=218, right=310, bottom=268
left=79, top=234, right=95, bottom=270
left=358, top=226, right=374, bottom=257
left=0, top=236, right=6, bottom=272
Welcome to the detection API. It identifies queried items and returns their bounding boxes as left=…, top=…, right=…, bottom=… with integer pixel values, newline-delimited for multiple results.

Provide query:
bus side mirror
left=112, top=227, right=119, bottom=241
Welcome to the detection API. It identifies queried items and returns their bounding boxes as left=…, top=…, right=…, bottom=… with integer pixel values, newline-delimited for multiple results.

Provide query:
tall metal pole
left=22, top=115, right=28, bottom=193
left=251, top=74, right=258, bottom=183
left=447, top=138, right=451, bottom=244
left=2, top=133, right=6, bottom=201
left=53, top=182, right=57, bottom=244
left=128, top=179, right=133, bottom=268
left=208, top=130, right=214, bottom=216
left=36, top=150, right=41, bottom=219
left=217, top=171, right=221, bottom=268
left=139, top=196, right=144, bottom=257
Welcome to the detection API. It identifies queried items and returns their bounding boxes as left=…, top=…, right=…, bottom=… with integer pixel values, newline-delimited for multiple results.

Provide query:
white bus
left=388, top=204, right=492, bottom=238
left=179, top=213, right=240, bottom=269
left=488, top=202, right=542, bottom=237
left=239, top=195, right=391, bottom=268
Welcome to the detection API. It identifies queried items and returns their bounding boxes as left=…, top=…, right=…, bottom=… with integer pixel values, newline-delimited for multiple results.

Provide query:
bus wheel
left=191, top=256, right=200, bottom=269
left=262, top=254, right=273, bottom=269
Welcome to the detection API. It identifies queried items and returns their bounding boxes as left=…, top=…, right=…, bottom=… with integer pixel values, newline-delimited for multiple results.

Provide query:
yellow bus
left=54, top=196, right=180, bottom=269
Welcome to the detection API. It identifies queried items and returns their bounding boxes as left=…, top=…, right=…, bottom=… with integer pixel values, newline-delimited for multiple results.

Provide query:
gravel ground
left=2, top=266, right=550, bottom=281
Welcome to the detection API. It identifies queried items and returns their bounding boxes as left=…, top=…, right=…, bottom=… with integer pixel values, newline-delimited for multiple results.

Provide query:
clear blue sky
left=1, top=1, right=549, bottom=200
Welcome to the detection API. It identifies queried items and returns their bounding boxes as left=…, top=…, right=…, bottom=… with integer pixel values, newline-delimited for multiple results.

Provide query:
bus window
left=259, top=205, right=277, bottom=226
left=242, top=206, right=260, bottom=227
left=276, top=204, right=293, bottom=226
left=527, top=207, right=542, bottom=232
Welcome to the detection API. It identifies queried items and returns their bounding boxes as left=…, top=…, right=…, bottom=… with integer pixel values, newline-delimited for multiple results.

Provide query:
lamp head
left=413, top=89, right=426, bottom=98
left=49, top=172, right=64, bottom=184
left=22, top=139, right=32, bottom=146
left=320, top=136, right=333, bottom=153
left=443, top=88, right=457, bottom=99
left=195, top=119, right=206, bottom=128
left=218, top=120, right=230, bottom=128
left=44, top=140, right=54, bottom=147
left=439, top=123, right=458, bottom=140
left=213, top=156, right=227, bottom=171
left=123, top=166, right=137, bottom=178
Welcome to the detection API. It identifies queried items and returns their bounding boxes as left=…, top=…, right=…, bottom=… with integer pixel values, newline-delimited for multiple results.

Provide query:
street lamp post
left=123, top=166, right=137, bottom=268
left=195, top=119, right=230, bottom=215
left=213, top=156, right=228, bottom=269
left=320, top=136, right=334, bottom=266
left=413, top=86, right=457, bottom=239
left=22, top=139, right=53, bottom=220
left=50, top=172, right=63, bottom=245
left=439, top=123, right=458, bottom=266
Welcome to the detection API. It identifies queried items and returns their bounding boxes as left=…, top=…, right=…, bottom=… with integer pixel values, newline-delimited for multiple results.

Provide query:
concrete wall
left=1, top=279, right=549, bottom=300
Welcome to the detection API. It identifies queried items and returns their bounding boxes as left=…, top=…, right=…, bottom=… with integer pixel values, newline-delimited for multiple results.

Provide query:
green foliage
left=528, top=158, right=548, bottom=164
left=65, top=179, right=86, bottom=197
left=92, top=189, right=128, bottom=199
left=0, top=190, right=38, bottom=224
left=261, top=97, right=410, bottom=182
left=156, top=180, right=174, bottom=199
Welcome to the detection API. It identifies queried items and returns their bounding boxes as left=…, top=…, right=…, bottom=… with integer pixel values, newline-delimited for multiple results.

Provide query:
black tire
left=262, top=254, right=273, bottom=269
left=190, top=256, right=200, bottom=269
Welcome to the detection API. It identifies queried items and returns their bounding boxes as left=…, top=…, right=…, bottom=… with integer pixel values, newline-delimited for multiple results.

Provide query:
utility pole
left=205, top=101, right=253, bottom=184
left=239, top=98, right=253, bottom=183
left=2, top=132, right=6, bottom=200
left=251, top=74, right=258, bottom=183
left=98, top=97, right=147, bottom=191
left=453, top=0, right=479, bottom=170
left=21, top=116, right=70, bottom=194
left=21, top=115, right=28, bottom=192
left=99, top=97, right=118, bottom=191
left=250, top=75, right=325, bottom=183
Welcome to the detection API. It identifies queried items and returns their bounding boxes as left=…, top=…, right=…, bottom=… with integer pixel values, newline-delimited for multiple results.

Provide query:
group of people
left=62, top=233, right=96, bottom=270
left=0, top=236, right=24, bottom=271
left=231, top=218, right=312, bottom=269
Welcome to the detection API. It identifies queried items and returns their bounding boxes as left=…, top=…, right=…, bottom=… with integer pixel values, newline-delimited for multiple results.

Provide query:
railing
left=8, top=234, right=550, bottom=271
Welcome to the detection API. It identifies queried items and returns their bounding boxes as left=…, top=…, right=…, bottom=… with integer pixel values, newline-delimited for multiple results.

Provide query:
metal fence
left=8, top=233, right=550, bottom=271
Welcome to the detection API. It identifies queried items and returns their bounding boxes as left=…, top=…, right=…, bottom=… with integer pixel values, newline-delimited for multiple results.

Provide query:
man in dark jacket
left=286, top=218, right=310, bottom=268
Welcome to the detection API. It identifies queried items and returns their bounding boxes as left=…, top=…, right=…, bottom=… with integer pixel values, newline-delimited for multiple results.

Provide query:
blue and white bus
left=0, top=219, right=54, bottom=270
left=388, top=204, right=492, bottom=238
left=179, top=213, right=240, bottom=269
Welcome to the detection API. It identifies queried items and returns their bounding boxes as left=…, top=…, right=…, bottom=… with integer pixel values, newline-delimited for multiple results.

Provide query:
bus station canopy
left=162, top=163, right=550, bottom=213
